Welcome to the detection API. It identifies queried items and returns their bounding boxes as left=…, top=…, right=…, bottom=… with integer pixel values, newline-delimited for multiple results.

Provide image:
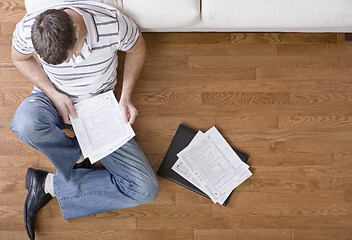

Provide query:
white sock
left=44, top=173, right=55, bottom=197
left=76, top=154, right=85, bottom=164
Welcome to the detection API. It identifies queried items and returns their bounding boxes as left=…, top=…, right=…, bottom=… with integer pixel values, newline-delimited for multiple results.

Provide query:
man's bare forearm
left=11, top=48, right=58, bottom=98
left=121, top=34, right=147, bottom=100
left=11, top=47, right=77, bottom=124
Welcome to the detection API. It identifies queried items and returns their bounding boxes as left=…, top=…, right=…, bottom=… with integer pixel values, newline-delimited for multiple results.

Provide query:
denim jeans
left=11, top=92, right=159, bottom=220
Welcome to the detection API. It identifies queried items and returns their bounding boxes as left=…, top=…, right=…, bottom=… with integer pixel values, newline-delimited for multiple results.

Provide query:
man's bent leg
left=11, top=92, right=81, bottom=181
left=54, top=139, right=159, bottom=220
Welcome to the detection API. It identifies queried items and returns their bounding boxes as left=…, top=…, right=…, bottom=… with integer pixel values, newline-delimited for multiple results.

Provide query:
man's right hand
left=50, top=92, right=77, bottom=125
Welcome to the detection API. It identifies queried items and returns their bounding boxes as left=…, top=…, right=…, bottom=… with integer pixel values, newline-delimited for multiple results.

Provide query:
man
left=11, top=1, right=159, bottom=239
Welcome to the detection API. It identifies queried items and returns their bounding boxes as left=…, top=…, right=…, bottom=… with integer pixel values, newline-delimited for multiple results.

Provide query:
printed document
left=70, top=91, right=135, bottom=163
left=172, top=126, right=252, bottom=204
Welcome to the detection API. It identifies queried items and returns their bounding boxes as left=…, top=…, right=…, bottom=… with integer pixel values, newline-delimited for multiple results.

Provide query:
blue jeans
left=11, top=92, right=159, bottom=220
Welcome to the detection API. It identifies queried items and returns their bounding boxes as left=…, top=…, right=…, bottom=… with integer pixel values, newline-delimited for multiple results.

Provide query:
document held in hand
left=70, top=91, right=135, bottom=164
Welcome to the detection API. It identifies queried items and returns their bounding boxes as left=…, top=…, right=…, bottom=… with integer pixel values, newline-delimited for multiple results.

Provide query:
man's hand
left=50, top=92, right=77, bottom=125
left=119, top=97, right=138, bottom=125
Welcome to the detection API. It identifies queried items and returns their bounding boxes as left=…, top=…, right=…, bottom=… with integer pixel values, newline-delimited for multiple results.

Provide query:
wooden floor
left=1, top=2, right=352, bottom=240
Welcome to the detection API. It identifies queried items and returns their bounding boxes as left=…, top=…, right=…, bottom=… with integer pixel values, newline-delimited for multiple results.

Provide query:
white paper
left=70, top=91, right=135, bottom=163
left=172, top=126, right=252, bottom=204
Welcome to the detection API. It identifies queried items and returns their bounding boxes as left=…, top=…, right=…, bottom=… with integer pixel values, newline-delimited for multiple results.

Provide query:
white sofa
left=25, top=0, right=352, bottom=32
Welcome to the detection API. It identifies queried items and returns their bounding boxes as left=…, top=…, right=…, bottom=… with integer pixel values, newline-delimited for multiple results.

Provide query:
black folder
left=157, top=124, right=249, bottom=206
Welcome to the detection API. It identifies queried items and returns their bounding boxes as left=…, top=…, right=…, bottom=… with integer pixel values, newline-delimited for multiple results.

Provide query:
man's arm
left=119, top=33, right=147, bottom=125
left=11, top=47, right=77, bottom=124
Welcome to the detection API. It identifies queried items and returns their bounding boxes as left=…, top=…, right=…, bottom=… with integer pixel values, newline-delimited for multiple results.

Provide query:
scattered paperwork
left=172, top=126, right=252, bottom=204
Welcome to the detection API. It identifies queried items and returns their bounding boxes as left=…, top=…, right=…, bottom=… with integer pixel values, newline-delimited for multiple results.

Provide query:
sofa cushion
left=202, top=0, right=352, bottom=31
left=122, top=0, right=200, bottom=30
left=25, top=0, right=123, bottom=12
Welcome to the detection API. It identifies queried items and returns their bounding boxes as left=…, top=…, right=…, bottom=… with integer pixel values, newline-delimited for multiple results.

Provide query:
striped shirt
left=12, top=0, right=140, bottom=102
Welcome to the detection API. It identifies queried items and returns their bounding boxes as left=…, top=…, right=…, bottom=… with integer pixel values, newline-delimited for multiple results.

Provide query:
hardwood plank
left=331, top=79, right=352, bottom=91
left=257, top=67, right=352, bottom=81
left=0, top=1, right=25, bottom=22
left=0, top=193, right=26, bottom=206
left=175, top=191, right=212, bottom=205
left=133, top=115, right=216, bottom=130
left=279, top=116, right=352, bottom=129
left=229, top=191, right=346, bottom=204
left=50, top=203, right=212, bottom=219
left=137, top=78, right=331, bottom=92
left=289, top=203, right=352, bottom=216
left=0, top=93, right=4, bottom=106
left=0, top=206, right=22, bottom=219
left=345, top=190, right=352, bottom=203
left=194, top=229, right=236, bottom=240
left=144, top=32, right=231, bottom=44
left=0, top=34, right=11, bottom=46
left=0, top=218, right=24, bottom=231
left=215, top=115, right=279, bottom=129
left=278, top=44, right=352, bottom=56
left=290, top=92, right=352, bottom=104
left=251, top=166, right=352, bottom=178
left=3, top=93, right=29, bottom=106
left=231, top=33, right=337, bottom=44
left=201, top=92, right=290, bottom=104
left=149, top=43, right=277, bottom=57
left=243, top=216, right=352, bottom=229
left=0, top=231, right=28, bottom=240
left=136, top=68, right=257, bottom=93
left=144, top=56, right=188, bottom=69
left=250, top=177, right=352, bottom=192
left=35, top=218, right=137, bottom=232
left=37, top=230, right=194, bottom=240
left=0, top=22, right=17, bottom=34
left=236, top=229, right=292, bottom=240
left=334, top=153, right=352, bottom=166
left=293, top=228, right=352, bottom=240
left=0, top=46, right=12, bottom=63
left=137, top=217, right=244, bottom=230
left=212, top=203, right=289, bottom=217
left=188, top=56, right=352, bottom=69
left=195, top=229, right=292, bottom=240
left=133, top=92, right=202, bottom=106
left=219, top=129, right=352, bottom=144
left=247, top=152, right=333, bottom=166
left=271, top=140, right=352, bottom=153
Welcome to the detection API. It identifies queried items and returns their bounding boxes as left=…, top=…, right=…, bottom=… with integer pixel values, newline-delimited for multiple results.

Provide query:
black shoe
left=24, top=168, right=53, bottom=240
left=73, top=158, right=91, bottom=169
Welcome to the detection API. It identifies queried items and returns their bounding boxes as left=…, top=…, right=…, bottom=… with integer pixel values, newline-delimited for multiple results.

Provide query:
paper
left=172, top=126, right=252, bottom=204
left=70, top=91, right=135, bottom=163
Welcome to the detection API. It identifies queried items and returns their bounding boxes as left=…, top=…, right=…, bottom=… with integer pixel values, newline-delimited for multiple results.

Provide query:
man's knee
left=142, top=178, right=159, bottom=203
left=122, top=175, right=159, bottom=203
left=11, top=97, right=56, bottom=143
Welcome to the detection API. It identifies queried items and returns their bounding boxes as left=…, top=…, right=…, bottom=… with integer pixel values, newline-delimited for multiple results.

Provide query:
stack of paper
left=171, top=126, right=252, bottom=205
left=70, top=91, right=135, bottom=164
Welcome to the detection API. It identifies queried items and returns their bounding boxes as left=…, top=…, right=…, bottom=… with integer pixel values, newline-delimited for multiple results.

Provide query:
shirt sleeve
left=116, top=11, right=140, bottom=52
left=12, top=18, right=35, bottom=55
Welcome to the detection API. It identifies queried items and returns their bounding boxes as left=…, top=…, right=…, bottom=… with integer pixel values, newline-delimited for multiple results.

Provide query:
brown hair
left=31, top=9, right=77, bottom=65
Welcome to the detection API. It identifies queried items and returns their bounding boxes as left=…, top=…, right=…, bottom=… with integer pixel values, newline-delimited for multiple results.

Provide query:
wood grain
left=1, top=5, right=352, bottom=238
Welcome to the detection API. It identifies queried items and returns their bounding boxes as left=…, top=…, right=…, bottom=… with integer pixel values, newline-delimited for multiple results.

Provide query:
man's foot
left=24, top=168, right=53, bottom=240
left=73, top=158, right=91, bottom=169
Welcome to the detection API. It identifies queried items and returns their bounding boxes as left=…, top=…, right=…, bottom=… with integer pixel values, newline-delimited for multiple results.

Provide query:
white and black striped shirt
left=12, top=0, right=140, bottom=102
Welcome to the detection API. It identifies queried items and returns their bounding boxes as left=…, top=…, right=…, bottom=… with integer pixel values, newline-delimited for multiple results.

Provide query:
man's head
left=31, top=9, right=77, bottom=65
